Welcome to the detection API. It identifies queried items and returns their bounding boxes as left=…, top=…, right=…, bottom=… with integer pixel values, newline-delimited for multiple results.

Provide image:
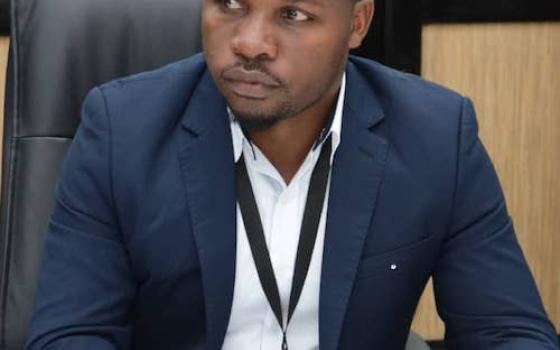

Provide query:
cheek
left=202, top=12, right=232, bottom=59
left=279, top=32, right=348, bottom=82
left=203, top=32, right=234, bottom=81
left=281, top=29, right=349, bottom=64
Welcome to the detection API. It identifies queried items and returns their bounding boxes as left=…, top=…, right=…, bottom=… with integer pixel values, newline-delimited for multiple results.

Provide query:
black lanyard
left=235, top=137, right=332, bottom=350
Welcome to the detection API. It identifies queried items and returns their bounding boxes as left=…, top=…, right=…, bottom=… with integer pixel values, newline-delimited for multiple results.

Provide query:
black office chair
left=0, top=0, right=202, bottom=347
left=0, top=0, right=430, bottom=349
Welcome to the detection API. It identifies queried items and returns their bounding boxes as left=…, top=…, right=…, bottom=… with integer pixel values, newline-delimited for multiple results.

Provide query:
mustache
left=221, top=61, right=283, bottom=87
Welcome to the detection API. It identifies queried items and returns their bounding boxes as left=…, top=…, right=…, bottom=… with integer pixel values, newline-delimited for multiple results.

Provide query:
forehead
left=211, top=0, right=349, bottom=10
left=282, top=0, right=332, bottom=6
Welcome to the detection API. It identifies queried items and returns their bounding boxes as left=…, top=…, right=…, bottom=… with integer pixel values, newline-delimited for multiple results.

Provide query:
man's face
left=202, top=0, right=371, bottom=129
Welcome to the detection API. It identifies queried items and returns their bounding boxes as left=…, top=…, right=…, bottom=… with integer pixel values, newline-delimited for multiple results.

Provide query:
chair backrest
left=0, top=1, right=430, bottom=349
left=0, top=0, right=202, bottom=347
left=0, top=0, right=8, bottom=34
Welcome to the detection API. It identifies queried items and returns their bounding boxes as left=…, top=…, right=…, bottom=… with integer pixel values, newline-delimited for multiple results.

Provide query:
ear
left=348, top=0, right=374, bottom=49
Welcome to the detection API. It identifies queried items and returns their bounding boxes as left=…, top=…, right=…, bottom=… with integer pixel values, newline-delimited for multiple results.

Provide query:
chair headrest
left=10, top=0, right=203, bottom=138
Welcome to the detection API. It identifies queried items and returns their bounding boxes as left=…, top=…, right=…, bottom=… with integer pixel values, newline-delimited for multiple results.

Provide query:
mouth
left=225, top=80, right=273, bottom=99
left=222, top=67, right=281, bottom=99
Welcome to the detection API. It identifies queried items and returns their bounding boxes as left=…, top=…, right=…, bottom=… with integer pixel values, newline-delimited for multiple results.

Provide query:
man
left=27, top=0, right=559, bottom=349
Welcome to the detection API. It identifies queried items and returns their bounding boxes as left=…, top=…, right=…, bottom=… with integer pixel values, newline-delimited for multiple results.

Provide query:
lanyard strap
left=235, top=137, right=332, bottom=350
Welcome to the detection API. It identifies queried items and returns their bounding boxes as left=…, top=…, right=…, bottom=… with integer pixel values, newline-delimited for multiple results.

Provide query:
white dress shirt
left=222, top=75, right=346, bottom=350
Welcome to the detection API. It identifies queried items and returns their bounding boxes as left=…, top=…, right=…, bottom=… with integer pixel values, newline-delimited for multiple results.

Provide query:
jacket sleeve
left=26, top=87, right=135, bottom=350
left=433, top=97, right=559, bottom=350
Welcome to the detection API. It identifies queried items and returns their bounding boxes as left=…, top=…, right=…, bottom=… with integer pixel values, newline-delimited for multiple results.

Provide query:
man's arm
left=433, top=97, right=559, bottom=349
left=26, top=88, right=135, bottom=350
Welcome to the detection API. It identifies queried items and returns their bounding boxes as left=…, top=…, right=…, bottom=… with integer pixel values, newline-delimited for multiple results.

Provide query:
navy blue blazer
left=27, top=54, right=558, bottom=349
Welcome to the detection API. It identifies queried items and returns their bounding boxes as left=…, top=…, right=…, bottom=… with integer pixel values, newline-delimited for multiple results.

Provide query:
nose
left=230, top=14, right=278, bottom=61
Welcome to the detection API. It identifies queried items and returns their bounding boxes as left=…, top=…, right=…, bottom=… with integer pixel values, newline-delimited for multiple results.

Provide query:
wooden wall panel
left=0, top=36, right=9, bottom=182
left=413, top=22, right=560, bottom=340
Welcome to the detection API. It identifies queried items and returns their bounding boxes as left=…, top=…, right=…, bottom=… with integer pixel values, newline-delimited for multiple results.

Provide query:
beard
left=230, top=96, right=294, bottom=131
left=235, top=116, right=282, bottom=131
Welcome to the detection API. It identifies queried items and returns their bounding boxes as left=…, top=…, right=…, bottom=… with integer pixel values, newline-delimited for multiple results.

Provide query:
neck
left=248, top=88, right=339, bottom=184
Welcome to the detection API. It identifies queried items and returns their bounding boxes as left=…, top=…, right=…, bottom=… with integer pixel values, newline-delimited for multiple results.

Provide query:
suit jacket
left=27, top=54, right=559, bottom=350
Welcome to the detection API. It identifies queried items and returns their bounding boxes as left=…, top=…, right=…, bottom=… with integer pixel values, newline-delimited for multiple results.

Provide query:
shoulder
left=348, top=56, right=467, bottom=125
left=83, top=53, right=209, bottom=136
left=346, top=56, right=476, bottom=179
left=348, top=55, right=464, bottom=108
left=347, top=55, right=469, bottom=145
left=94, top=53, right=207, bottom=111
left=102, top=52, right=207, bottom=90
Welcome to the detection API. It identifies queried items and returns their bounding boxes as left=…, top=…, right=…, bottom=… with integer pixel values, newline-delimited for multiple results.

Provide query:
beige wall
left=413, top=22, right=560, bottom=340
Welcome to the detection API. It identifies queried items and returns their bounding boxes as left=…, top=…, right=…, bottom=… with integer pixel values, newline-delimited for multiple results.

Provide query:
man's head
left=202, top=0, right=374, bottom=130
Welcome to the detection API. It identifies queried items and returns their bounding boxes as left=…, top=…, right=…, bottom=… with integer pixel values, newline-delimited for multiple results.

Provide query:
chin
left=229, top=107, right=281, bottom=130
left=227, top=95, right=295, bottom=130
left=236, top=117, right=280, bottom=131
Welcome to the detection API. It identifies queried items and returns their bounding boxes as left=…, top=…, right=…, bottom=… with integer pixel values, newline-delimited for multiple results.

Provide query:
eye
left=281, top=8, right=311, bottom=22
left=222, top=0, right=243, bottom=10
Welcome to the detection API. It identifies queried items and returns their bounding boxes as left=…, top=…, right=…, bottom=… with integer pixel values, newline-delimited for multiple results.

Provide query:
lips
left=222, top=67, right=281, bottom=87
left=221, top=67, right=280, bottom=99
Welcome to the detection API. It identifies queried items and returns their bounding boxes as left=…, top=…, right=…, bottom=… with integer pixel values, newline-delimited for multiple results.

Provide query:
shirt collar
left=230, top=73, right=345, bottom=166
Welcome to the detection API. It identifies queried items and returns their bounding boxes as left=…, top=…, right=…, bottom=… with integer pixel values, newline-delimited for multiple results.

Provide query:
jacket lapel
left=320, top=61, right=390, bottom=350
left=177, top=70, right=236, bottom=350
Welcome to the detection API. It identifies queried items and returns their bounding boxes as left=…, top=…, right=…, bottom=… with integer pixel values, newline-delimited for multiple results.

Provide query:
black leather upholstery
left=0, top=0, right=9, bottom=34
left=0, top=1, right=430, bottom=349
left=1, top=0, right=202, bottom=348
